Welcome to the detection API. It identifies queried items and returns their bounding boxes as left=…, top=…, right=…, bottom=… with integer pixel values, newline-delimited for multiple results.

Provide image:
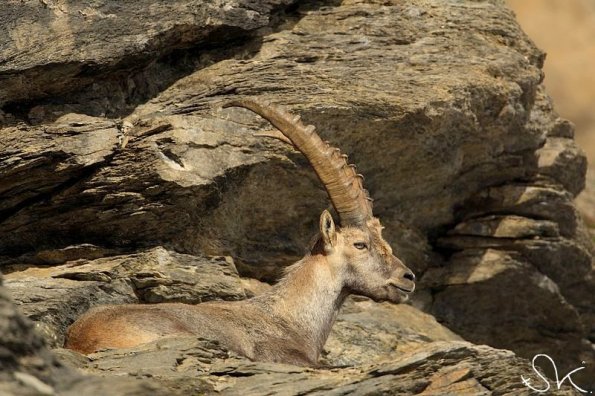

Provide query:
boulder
left=1, top=0, right=593, bottom=392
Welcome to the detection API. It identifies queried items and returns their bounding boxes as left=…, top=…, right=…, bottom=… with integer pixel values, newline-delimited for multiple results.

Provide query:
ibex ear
left=320, top=210, right=337, bottom=253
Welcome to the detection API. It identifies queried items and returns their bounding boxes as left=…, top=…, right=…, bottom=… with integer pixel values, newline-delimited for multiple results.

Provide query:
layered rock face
left=0, top=0, right=593, bottom=394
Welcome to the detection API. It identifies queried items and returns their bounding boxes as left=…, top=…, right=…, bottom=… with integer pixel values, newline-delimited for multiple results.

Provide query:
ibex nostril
left=404, top=272, right=416, bottom=282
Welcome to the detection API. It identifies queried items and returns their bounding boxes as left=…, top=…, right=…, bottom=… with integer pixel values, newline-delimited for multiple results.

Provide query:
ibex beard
left=65, top=98, right=416, bottom=366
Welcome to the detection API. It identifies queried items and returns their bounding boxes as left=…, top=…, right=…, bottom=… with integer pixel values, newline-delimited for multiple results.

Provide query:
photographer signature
left=521, top=354, right=589, bottom=393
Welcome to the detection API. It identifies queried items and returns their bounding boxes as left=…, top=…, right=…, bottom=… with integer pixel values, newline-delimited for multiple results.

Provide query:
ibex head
left=223, top=99, right=415, bottom=303
left=316, top=211, right=415, bottom=303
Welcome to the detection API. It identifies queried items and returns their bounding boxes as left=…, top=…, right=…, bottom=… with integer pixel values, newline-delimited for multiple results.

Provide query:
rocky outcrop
left=0, top=271, right=175, bottom=395
left=507, top=0, right=595, bottom=165
left=427, top=86, right=595, bottom=385
left=1, top=255, right=582, bottom=395
left=0, top=270, right=69, bottom=395
left=4, top=247, right=244, bottom=348
left=1, top=0, right=593, bottom=393
left=56, top=338, right=581, bottom=395
left=0, top=0, right=295, bottom=108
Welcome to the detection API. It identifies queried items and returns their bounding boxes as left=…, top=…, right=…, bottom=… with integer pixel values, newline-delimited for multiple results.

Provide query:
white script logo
left=521, top=354, right=589, bottom=393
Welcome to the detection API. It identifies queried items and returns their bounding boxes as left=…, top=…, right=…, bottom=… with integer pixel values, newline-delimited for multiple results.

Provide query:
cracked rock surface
left=1, top=0, right=593, bottom=393
left=54, top=338, right=580, bottom=395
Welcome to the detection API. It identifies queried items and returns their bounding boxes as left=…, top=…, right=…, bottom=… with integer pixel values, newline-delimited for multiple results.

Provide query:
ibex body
left=65, top=99, right=415, bottom=366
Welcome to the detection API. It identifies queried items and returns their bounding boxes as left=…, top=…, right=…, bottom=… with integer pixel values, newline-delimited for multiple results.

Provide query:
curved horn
left=223, top=98, right=373, bottom=226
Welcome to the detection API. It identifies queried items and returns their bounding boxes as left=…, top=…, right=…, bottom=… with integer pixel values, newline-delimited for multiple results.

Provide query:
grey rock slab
left=64, top=339, right=581, bottom=395
left=0, top=270, right=172, bottom=396
left=426, top=248, right=593, bottom=387
left=3, top=247, right=245, bottom=347
left=0, top=114, right=119, bottom=220
left=0, top=0, right=297, bottom=105
left=0, top=0, right=552, bottom=273
left=322, top=298, right=462, bottom=366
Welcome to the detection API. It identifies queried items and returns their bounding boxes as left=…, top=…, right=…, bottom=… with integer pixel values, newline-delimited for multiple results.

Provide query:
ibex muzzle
left=65, top=98, right=415, bottom=365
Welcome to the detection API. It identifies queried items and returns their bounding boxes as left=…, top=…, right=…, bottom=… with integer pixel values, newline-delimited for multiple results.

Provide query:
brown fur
left=65, top=214, right=415, bottom=366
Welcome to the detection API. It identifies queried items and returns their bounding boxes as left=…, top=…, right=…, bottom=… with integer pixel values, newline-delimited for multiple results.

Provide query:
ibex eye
left=354, top=242, right=367, bottom=250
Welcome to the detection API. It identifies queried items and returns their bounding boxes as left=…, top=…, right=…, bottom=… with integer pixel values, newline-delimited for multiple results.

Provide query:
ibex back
left=65, top=99, right=416, bottom=366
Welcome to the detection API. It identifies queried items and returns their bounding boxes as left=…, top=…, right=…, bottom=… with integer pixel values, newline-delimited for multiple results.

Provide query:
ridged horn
left=223, top=98, right=373, bottom=226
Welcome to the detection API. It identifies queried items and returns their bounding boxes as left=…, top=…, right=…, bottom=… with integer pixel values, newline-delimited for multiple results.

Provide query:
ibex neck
left=254, top=254, right=348, bottom=360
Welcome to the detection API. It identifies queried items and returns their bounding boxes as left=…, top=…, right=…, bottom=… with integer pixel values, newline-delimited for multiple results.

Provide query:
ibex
left=65, top=99, right=416, bottom=366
